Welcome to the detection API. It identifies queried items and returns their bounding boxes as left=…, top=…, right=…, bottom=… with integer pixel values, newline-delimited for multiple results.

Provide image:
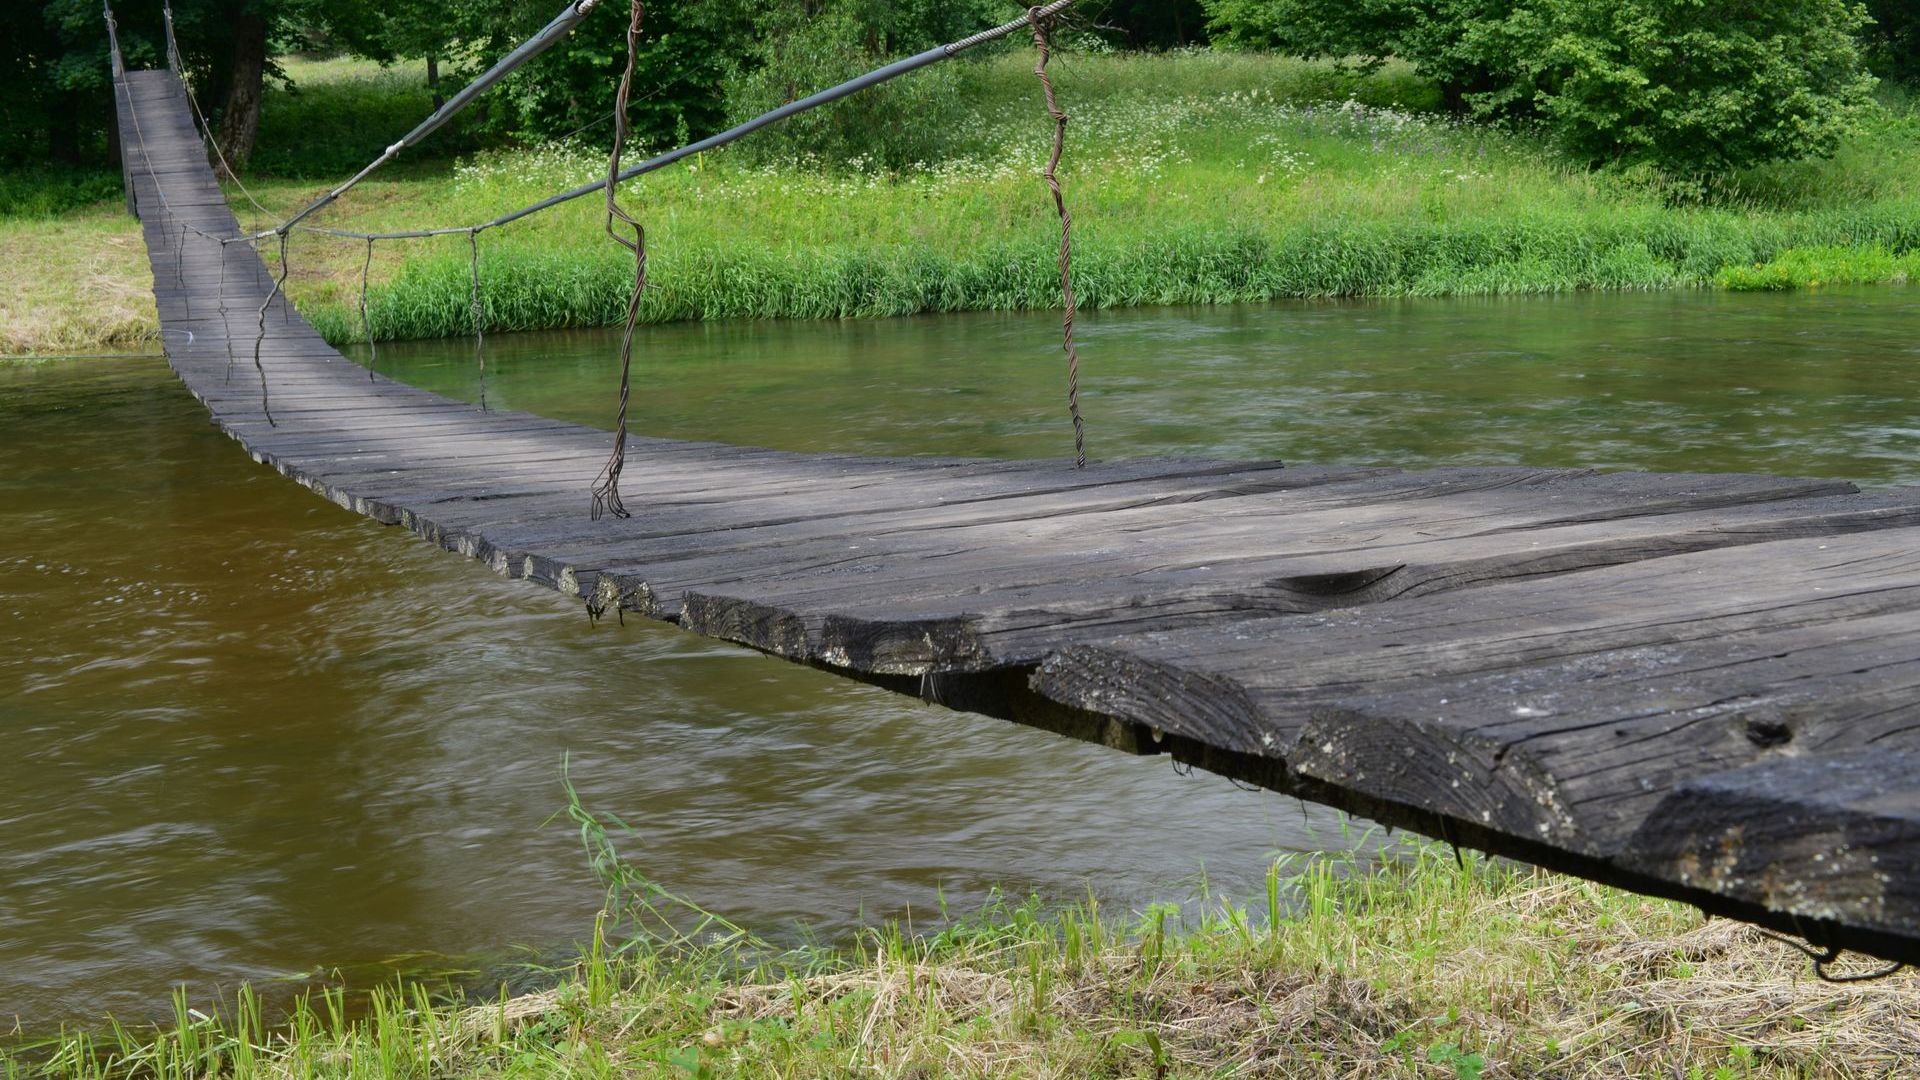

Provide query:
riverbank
left=8, top=50, right=1920, bottom=355
left=9, top=837, right=1915, bottom=1078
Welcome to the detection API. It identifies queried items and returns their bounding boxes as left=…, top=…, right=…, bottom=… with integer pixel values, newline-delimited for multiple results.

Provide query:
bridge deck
left=116, top=67, right=1920, bottom=962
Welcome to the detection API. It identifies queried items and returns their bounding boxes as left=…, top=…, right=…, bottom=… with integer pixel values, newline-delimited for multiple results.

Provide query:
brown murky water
left=6, top=287, right=1918, bottom=1029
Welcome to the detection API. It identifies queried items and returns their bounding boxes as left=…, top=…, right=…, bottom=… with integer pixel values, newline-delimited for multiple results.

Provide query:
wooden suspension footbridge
left=113, top=41, right=1920, bottom=967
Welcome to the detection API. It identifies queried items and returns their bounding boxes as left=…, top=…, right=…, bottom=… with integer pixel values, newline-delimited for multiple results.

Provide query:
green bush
left=1204, top=0, right=1880, bottom=175
left=1716, top=244, right=1920, bottom=290
left=1489, top=0, right=1878, bottom=174
left=0, top=166, right=124, bottom=216
left=718, top=0, right=1012, bottom=170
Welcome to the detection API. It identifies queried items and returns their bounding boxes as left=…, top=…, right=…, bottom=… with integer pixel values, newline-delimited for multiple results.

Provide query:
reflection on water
left=355, top=286, right=1920, bottom=484
left=7, top=285, right=1918, bottom=1029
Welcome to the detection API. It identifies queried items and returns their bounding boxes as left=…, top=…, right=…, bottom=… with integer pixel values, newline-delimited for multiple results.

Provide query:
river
left=4, top=286, right=1917, bottom=1029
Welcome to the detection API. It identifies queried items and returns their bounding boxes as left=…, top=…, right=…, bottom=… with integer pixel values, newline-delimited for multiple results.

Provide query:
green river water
left=4, top=287, right=1918, bottom=1029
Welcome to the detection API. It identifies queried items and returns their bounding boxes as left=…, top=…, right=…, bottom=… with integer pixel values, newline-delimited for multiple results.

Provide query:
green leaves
left=1205, top=0, right=1880, bottom=176
left=1508, top=0, right=1878, bottom=174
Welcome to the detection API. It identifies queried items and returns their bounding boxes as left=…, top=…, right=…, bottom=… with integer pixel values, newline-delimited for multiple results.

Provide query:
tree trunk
left=427, top=55, right=443, bottom=109
left=214, top=13, right=268, bottom=177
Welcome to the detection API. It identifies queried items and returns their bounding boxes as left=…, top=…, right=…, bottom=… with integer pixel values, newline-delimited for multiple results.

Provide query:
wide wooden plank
left=1297, top=609, right=1920, bottom=851
left=678, top=480, right=1892, bottom=669
left=1622, top=749, right=1920, bottom=944
left=1033, top=527, right=1920, bottom=755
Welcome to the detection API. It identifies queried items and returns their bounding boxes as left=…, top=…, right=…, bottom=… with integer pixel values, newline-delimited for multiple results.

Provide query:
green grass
left=1717, top=244, right=1920, bottom=290
left=218, top=51, right=1920, bottom=346
left=9, top=807, right=1917, bottom=1079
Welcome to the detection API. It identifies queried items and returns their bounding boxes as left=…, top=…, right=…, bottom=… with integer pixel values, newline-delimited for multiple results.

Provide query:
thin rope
left=1029, top=5, right=1085, bottom=468
left=468, top=229, right=488, bottom=411
left=250, top=232, right=286, bottom=426
left=360, top=237, right=379, bottom=382
left=590, top=0, right=646, bottom=522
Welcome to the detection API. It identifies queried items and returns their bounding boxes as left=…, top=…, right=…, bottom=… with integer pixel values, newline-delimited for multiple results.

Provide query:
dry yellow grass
left=0, top=209, right=155, bottom=356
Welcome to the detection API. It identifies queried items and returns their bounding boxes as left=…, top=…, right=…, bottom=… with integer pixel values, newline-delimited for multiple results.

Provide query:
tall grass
left=220, top=51, right=1920, bottom=346
left=9, top=51, right=1920, bottom=353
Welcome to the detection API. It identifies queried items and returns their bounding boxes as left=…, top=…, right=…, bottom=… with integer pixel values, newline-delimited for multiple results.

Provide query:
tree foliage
left=718, top=0, right=1008, bottom=169
left=1204, top=0, right=1878, bottom=174
left=1862, top=0, right=1920, bottom=82
left=1496, top=0, right=1877, bottom=173
left=1091, top=0, right=1211, bottom=48
left=1202, top=0, right=1516, bottom=110
left=6, top=0, right=377, bottom=168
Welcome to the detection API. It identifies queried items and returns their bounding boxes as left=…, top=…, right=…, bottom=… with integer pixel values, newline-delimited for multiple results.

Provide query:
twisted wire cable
left=248, top=232, right=287, bottom=425
left=590, top=0, right=647, bottom=522
left=1028, top=5, right=1086, bottom=468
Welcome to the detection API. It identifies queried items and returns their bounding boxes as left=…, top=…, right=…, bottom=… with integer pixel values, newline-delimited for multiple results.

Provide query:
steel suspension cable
left=245, top=0, right=608, bottom=241
left=295, top=0, right=1074, bottom=245
left=160, top=1, right=179, bottom=74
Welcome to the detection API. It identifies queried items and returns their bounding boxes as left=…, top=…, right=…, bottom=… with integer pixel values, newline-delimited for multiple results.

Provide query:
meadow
left=9, top=47, right=1920, bottom=353
left=270, top=51, right=1920, bottom=347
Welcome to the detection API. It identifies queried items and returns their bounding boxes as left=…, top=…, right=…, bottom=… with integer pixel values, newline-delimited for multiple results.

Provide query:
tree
left=1862, top=0, right=1920, bottom=82
left=1094, top=0, right=1212, bottom=48
left=715, top=0, right=1006, bottom=168
left=1204, top=0, right=1878, bottom=174
left=1203, top=0, right=1518, bottom=112
left=1489, top=0, right=1877, bottom=174
left=9, top=0, right=369, bottom=172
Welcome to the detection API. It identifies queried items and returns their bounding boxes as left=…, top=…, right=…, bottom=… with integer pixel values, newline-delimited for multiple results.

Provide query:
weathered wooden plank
left=1296, top=610, right=1920, bottom=853
left=1033, top=526, right=1920, bottom=759
left=1620, top=749, right=1920, bottom=941
left=677, top=479, right=1886, bottom=669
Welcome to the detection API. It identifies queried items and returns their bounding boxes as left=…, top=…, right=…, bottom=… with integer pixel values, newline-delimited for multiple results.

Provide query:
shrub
left=1204, top=0, right=1880, bottom=175
left=1487, top=0, right=1878, bottom=174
